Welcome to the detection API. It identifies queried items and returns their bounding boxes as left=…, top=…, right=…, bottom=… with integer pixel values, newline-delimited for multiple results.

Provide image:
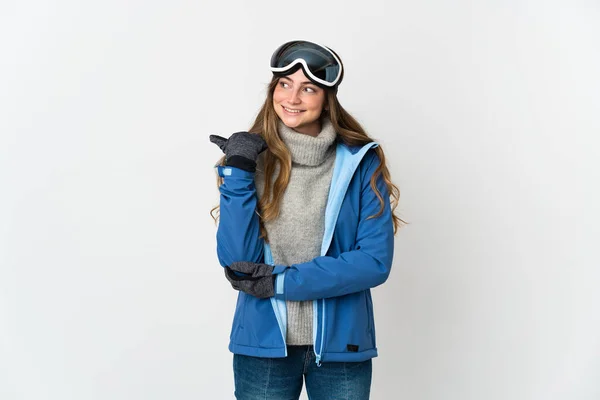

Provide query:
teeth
left=284, top=106, right=302, bottom=113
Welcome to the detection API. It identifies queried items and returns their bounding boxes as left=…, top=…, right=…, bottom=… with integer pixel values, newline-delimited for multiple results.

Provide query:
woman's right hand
left=209, top=131, right=268, bottom=173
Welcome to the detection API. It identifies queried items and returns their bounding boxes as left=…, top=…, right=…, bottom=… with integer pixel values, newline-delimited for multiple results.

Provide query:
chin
left=282, top=118, right=301, bottom=127
left=283, top=122, right=303, bottom=131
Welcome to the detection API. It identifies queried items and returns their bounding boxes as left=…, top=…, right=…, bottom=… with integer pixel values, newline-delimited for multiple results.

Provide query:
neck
left=277, top=116, right=337, bottom=166
left=294, top=120, right=322, bottom=137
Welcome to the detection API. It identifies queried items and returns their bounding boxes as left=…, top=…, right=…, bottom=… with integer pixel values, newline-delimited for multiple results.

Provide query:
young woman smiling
left=210, top=40, right=405, bottom=400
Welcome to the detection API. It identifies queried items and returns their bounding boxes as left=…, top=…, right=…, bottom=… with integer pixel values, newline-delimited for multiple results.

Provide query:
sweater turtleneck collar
left=277, top=116, right=337, bottom=166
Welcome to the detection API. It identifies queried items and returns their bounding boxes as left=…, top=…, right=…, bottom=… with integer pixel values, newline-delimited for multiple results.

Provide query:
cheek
left=309, top=96, right=326, bottom=111
left=272, top=88, right=285, bottom=103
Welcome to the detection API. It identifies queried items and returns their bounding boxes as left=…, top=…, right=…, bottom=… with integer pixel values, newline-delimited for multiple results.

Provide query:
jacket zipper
left=314, top=298, right=326, bottom=366
left=266, top=244, right=288, bottom=357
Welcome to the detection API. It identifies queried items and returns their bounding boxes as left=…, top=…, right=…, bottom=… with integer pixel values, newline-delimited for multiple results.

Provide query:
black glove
left=224, top=261, right=276, bottom=299
left=209, top=131, right=268, bottom=172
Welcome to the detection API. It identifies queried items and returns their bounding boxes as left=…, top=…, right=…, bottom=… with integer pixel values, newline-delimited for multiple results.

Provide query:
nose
left=288, top=88, right=302, bottom=105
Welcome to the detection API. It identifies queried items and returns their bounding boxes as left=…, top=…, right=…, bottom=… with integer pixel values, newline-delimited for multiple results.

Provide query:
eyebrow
left=279, top=76, right=316, bottom=85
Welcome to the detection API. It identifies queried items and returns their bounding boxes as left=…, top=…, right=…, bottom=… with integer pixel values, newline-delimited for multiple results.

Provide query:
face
left=272, top=68, right=327, bottom=137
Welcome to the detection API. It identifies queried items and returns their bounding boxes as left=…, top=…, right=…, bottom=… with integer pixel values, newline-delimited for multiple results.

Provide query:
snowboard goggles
left=270, top=40, right=343, bottom=88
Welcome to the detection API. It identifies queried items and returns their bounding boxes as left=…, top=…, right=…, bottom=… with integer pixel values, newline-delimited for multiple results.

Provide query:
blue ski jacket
left=215, top=139, right=395, bottom=366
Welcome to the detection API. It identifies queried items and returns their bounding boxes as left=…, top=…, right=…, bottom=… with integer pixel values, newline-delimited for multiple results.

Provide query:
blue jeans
left=233, top=345, right=372, bottom=400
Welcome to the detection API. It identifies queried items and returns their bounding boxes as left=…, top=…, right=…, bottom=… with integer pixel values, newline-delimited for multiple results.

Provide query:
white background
left=1, top=1, right=599, bottom=399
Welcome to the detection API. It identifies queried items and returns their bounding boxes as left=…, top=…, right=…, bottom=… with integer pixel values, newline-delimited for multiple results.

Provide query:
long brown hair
left=211, top=71, right=407, bottom=241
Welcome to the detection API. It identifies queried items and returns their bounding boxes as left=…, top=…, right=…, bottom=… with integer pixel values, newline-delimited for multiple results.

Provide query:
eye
left=304, top=86, right=316, bottom=93
left=279, top=81, right=289, bottom=88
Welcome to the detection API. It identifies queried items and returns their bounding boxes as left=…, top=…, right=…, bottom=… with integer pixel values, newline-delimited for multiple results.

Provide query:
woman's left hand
left=224, top=261, right=276, bottom=299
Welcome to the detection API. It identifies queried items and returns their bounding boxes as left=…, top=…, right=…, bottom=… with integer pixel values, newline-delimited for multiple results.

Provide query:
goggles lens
left=270, top=41, right=342, bottom=87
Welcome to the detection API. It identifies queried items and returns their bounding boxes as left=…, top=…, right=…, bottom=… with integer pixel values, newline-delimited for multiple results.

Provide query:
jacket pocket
left=230, top=292, right=247, bottom=342
left=325, top=291, right=374, bottom=354
left=232, top=295, right=286, bottom=349
left=365, top=290, right=376, bottom=348
left=365, top=290, right=374, bottom=335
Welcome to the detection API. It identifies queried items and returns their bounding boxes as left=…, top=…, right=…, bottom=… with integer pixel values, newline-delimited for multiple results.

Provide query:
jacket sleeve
left=273, top=151, right=395, bottom=301
left=215, top=165, right=265, bottom=267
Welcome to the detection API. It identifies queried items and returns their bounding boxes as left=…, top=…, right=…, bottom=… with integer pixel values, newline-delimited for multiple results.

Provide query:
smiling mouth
left=282, top=105, right=305, bottom=114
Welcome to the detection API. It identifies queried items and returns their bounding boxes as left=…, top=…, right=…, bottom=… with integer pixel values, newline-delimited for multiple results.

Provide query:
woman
left=210, top=40, right=404, bottom=400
